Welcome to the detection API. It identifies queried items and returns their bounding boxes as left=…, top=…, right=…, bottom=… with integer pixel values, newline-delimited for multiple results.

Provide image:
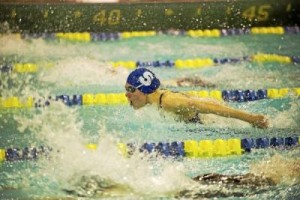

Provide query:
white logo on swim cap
left=138, top=71, right=154, bottom=87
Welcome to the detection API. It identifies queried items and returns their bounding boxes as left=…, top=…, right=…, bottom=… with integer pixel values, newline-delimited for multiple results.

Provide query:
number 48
left=93, top=9, right=121, bottom=26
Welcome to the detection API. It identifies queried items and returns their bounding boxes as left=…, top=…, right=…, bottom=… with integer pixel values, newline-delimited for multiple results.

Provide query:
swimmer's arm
left=163, top=94, right=268, bottom=128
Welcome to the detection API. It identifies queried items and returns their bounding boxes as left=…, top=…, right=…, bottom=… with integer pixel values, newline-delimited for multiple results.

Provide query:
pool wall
left=0, top=0, right=299, bottom=33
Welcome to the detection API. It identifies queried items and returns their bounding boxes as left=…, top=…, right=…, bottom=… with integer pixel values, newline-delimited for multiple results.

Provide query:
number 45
left=242, top=5, right=271, bottom=21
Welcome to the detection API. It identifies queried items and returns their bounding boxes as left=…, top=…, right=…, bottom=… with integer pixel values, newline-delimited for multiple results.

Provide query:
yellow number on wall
left=136, top=9, right=143, bottom=18
left=93, top=10, right=107, bottom=26
left=43, top=10, right=48, bottom=18
left=93, top=9, right=120, bottom=26
left=242, top=6, right=256, bottom=21
left=11, top=9, right=17, bottom=18
left=196, top=7, right=201, bottom=16
left=108, top=9, right=120, bottom=25
left=257, top=5, right=271, bottom=21
left=286, top=3, right=291, bottom=12
left=242, top=5, right=271, bottom=21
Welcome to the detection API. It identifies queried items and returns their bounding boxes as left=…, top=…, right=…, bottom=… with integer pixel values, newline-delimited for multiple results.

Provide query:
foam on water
left=39, top=57, right=129, bottom=87
left=269, top=102, right=300, bottom=129
left=13, top=101, right=193, bottom=197
left=0, top=35, right=103, bottom=59
left=250, top=151, right=300, bottom=185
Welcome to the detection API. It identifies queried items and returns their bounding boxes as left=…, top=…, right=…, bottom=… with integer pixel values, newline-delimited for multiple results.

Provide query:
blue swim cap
left=126, top=68, right=160, bottom=94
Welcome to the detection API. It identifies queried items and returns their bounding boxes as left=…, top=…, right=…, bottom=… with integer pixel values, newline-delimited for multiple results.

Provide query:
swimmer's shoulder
left=158, top=89, right=190, bottom=108
left=157, top=89, right=186, bottom=99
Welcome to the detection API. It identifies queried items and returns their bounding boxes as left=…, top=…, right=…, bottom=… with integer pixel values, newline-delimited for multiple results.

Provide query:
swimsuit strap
left=159, top=92, right=165, bottom=108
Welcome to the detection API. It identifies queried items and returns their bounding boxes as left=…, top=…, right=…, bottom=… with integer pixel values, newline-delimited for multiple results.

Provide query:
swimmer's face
left=125, top=83, right=147, bottom=109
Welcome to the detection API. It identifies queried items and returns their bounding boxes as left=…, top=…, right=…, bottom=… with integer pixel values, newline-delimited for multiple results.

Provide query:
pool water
left=0, top=33, right=300, bottom=199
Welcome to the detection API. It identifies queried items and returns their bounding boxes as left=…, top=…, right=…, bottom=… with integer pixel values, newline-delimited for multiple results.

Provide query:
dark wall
left=0, top=0, right=299, bottom=33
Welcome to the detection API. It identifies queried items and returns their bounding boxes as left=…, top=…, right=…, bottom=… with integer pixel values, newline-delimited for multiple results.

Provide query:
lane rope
left=1, top=136, right=298, bottom=162
left=6, top=26, right=300, bottom=42
left=1, top=53, right=299, bottom=73
left=0, top=87, right=299, bottom=108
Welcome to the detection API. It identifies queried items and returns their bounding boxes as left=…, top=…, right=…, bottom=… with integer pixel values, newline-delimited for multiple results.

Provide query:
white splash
left=39, top=57, right=129, bottom=86
left=14, top=101, right=193, bottom=197
left=268, top=101, right=300, bottom=128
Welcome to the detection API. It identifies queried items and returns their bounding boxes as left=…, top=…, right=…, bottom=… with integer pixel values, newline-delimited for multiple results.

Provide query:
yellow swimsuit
left=158, top=90, right=203, bottom=123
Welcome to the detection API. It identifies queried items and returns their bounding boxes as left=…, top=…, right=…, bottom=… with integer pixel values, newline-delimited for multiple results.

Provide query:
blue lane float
left=136, top=60, right=175, bottom=68
left=90, top=32, right=120, bottom=41
left=55, top=95, right=83, bottom=107
left=140, top=141, right=185, bottom=157
left=221, top=89, right=268, bottom=102
left=241, top=136, right=299, bottom=152
left=0, top=64, right=13, bottom=73
left=2, top=146, right=52, bottom=162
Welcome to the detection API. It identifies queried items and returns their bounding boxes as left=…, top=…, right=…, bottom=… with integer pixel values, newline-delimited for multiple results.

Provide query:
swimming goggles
left=125, top=84, right=143, bottom=93
left=125, top=86, right=137, bottom=93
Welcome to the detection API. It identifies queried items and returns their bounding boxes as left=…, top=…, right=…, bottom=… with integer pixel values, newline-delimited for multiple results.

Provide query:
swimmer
left=63, top=173, right=274, bottom=198
left=64, top=152, right=299, bottom=198
left=124, top=68, right=268, bottom=128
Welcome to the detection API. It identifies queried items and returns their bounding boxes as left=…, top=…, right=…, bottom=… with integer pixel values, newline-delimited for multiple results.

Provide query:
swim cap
left=126, top=68, right=160, bottom=94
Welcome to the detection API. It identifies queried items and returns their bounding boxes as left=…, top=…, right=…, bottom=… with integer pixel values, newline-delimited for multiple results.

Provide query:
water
left=0, top=33, right=300, bottom=199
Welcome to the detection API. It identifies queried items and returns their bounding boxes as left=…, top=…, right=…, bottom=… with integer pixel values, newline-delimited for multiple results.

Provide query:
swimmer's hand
left=251, top=115, right=269, bottom=129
